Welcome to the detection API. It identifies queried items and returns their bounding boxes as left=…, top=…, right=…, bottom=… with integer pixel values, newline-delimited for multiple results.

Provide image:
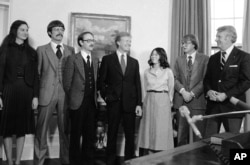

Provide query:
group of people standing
left=0, top=19, right=250, bottom=165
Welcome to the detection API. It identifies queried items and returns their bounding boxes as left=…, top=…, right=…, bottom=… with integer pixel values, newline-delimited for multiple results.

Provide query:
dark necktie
left=87, top=55, right=91, bottom=68
left=56, top=45, right=62, bottom=59
left=187, top=56, right=192, bottom=89
left=121, top=54, right=126, bottom=74
left=221, top=51, right=226, bottom=70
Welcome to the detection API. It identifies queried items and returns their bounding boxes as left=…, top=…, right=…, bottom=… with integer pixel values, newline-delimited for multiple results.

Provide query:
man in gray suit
left=34, top=20, right=74, bottom=165
left=173, top=34, right=209, bottom=146
left=63, top=32, right=98, bottom=165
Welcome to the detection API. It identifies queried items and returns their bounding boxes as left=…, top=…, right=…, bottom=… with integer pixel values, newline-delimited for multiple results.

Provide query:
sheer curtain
left=170, top=0, right=211, bottom=66
left=242, top=0, right=250, bottom=132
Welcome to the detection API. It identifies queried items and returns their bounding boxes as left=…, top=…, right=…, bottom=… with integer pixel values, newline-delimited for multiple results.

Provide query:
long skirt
left=0, top=78, right=35, bottom=137
left=138, top=92, right=174, bottom=150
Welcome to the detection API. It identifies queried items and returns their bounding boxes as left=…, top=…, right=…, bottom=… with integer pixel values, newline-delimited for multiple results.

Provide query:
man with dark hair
left=63, top=31, right=98, bottom=165
left=99, top=32, right=142, bottom=165
left=173, top=34, right=209, bottom=146
left=34, top=20, right=74, bottom=165
left=204, top=25, right=250, bottom=138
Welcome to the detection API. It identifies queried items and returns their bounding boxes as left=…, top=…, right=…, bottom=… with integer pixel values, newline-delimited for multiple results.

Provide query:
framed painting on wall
left=69, top=12, right=131, bottom=60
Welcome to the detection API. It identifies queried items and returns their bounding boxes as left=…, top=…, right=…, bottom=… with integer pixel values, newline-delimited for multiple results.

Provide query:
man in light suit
left=63, top=32, right=98, bottom=165
left=99, top=32, right=142, bottom=165
left=204, top=25, right=250, bottom=138
left=34, top=20, right=74, bottom=165
left=173, top=34, right=209, bottom=146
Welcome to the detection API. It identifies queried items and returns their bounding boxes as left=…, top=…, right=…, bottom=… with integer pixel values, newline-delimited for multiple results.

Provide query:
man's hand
left=32, top=97, right=38, bottom=110
left=135, top=105, right=142, bottom=117
left=181, top=90, right=193, bottom=102
left=216, top=92, right=227, bottom=102
left=207, top=90, right=218, bottom=101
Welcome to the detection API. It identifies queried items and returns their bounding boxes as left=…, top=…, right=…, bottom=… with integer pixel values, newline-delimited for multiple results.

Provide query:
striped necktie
left=221, top=51, right=226, bottom=70
left=187, top=55, right=192, bottom=88
left=188, top=56, right=192, bottom=69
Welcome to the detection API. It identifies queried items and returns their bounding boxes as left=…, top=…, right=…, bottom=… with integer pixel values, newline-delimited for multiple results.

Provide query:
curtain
left=242, top=0, right=250, bottom=132
left=170, top=0, right=211, bottom=66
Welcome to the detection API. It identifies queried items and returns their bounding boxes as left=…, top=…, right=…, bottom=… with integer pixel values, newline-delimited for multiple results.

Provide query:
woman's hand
left=0, top=97, right=3, bottom=110
left=32, top=97, right=38, bottom=110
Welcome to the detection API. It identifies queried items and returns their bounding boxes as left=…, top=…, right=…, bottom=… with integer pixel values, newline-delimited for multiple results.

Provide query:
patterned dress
left=138, top=67, right=174, bottom=150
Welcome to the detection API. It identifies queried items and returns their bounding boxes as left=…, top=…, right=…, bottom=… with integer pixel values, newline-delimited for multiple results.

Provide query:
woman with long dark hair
left=138, top=47, right=174, bottom=155
left=0, top=20, right=39, bottom=165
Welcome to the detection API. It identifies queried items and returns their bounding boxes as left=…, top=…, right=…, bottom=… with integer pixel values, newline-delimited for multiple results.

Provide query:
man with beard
left=63, top=32, right=98, bottom=165
left=34, top=20, right=74, bottom=165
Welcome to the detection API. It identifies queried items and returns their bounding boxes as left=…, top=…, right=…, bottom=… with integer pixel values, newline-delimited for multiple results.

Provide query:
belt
left=147, top=90, right=168, bottom=93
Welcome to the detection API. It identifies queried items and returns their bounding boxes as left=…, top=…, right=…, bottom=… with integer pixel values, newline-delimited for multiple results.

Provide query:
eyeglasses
left=182, top=41, right=193, bottom=45
left=52, top=27, right=65, bottom=32
left=83, top=39, right=95, bottom=43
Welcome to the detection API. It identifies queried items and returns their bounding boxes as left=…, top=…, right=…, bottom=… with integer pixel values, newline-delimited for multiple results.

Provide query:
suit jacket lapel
left=75, top=53, right=85, bottom=80
left=223, top=47, right=238, bottom=70
left=191, top=53, right=200, bottom=79
left=112, top=53, right=123, bottom=76
left=189, top=53, right=201, bottom=88
left=125, top=56, right=133, bottom=76
left=180, top=55, right=188, bottom=80
left=45, top=43, right=57, bottom=71
left=63, top=44, right=72, bottom=57
left=92, top=56, right=98, bottom=81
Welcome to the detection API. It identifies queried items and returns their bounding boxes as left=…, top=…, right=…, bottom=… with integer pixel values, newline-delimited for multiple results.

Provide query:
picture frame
left=69, top=13, right=131, bottom=60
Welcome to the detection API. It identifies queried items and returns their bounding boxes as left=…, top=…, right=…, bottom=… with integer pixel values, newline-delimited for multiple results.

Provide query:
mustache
left=56, top=34, right=63, bottom=37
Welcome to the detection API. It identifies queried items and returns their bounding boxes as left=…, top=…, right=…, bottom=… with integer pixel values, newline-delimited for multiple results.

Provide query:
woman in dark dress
left=0, top=20, right=39, bottom=165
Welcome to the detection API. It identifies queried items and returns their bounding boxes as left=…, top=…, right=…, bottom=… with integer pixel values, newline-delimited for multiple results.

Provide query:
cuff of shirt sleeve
left=179, top=88, right=185, bottom=94
left=190, top=91, right=195, bottom=98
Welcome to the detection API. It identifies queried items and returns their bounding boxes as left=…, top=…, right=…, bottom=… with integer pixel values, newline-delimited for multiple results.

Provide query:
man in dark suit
left=204, top=25, right=250, bottom=138
left=34, top=20, right=74, bottom=165
left=99, top=32, right=142, bottom=165
left=173, top=34, right=209, bottom=146
left=63, top=31, right=98, bottom=165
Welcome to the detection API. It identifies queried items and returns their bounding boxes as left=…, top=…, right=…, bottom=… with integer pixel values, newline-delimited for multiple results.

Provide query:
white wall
left=10, top=0, right=172, bottom=76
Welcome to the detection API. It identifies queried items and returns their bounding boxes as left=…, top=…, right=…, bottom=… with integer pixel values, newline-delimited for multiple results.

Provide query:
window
left=211, top=0, right=244, bottom=54
left=0, top=0, right=11, bottom=41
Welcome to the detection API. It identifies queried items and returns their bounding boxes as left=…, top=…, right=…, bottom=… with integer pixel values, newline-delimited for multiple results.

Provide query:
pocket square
left=229, top=65, right=238, bottom=67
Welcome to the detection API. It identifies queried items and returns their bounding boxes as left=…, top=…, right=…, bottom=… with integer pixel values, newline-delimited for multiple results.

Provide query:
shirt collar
left=224, top=44, right=234, bottom=56
left=50, top=41, right=64, bottom=53
left=81, top=50, right=91, bottom=61
left=221, top=44, right=234, bottom=61
left=116, top=50, right=127, bottom=58
left=186, top=51, right=196, bottom=61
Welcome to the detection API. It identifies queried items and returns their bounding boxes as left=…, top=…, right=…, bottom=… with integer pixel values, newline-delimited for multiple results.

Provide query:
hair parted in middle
left=47, top=20, right=65, bottom=37
left=148, top=47, right=170, bottom=69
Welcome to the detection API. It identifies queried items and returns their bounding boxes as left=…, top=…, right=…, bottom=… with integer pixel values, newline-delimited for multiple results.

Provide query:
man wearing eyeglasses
left=63, top=31, right=98, bottom=165
left=173, top=34, right=209, bottom=146
left=34, top=20, right=74, bottom=165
